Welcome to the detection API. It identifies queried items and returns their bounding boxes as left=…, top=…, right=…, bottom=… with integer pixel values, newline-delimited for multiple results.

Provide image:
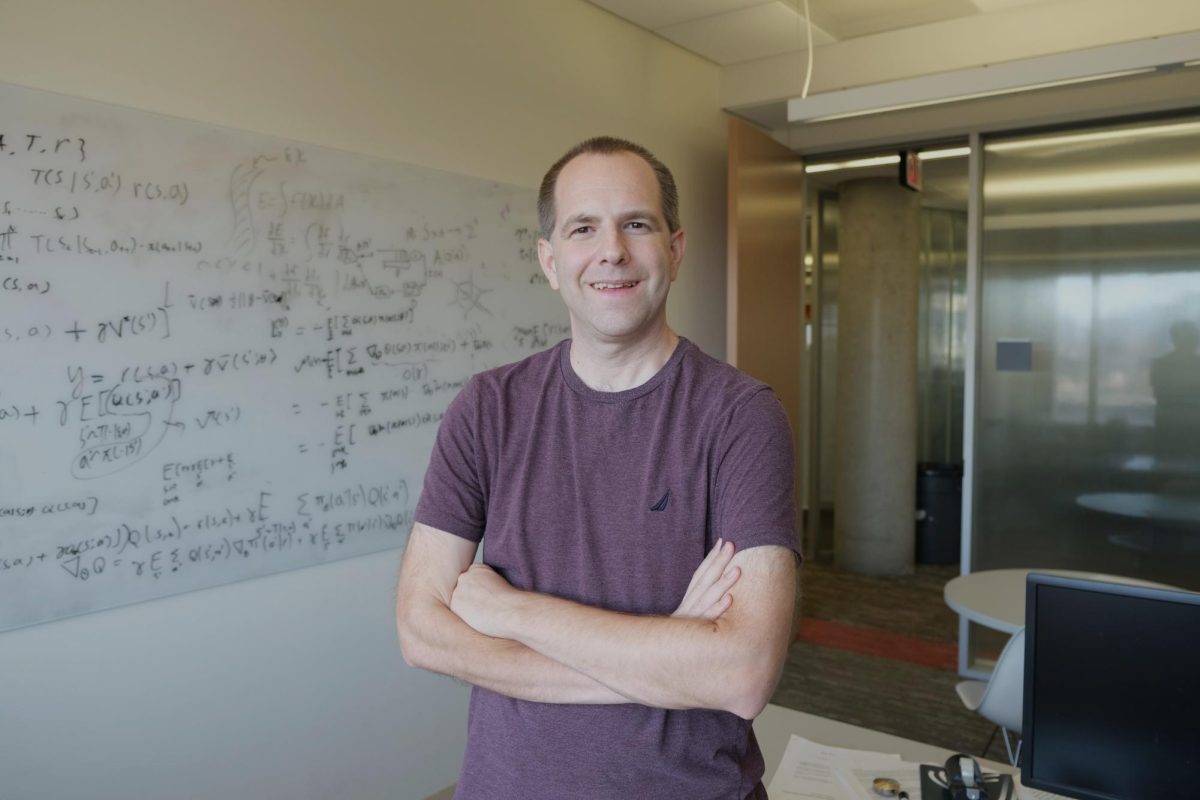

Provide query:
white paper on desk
left=766, top=736, right=846, bottom=799
left=767, top=734, right=921, bottom=800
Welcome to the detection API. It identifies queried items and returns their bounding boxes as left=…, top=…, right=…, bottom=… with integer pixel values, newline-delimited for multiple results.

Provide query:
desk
left=759, top=705, right=1023, bottom=799
left=943, top=568, right=1174, bottom=634
left=426, top=705, right=1013, bottom=800
left=757, top=704, right=1012, bottom=781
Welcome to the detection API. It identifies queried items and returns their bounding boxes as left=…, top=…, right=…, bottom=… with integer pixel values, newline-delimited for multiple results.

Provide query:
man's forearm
left=398, top=526, right=748, bottom=707
left=399, top=594, right=632, bottom=705
left=455, top=547, right=797, bottom=719
left=504, top=592, right=758, bottom=715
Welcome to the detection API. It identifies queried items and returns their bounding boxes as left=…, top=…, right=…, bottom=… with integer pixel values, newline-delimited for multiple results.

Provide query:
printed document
left=767, top=734, right=923, bottom=799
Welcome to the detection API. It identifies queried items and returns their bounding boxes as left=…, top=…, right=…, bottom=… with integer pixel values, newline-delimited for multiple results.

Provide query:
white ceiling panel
left=587, top=0, right=1080, bottom=75
left=587, top=0, right=769, bottom=32
left=657, top=2, right=836, bottom=65
left=807, top=0, right=979, bottom=40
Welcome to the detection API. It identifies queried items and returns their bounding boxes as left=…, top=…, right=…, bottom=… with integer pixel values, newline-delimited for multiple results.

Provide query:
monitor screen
left=1022, top=573, right=1200, bottom=800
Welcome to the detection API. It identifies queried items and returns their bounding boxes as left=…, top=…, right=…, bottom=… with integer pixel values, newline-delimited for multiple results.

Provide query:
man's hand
left=672, top=538, right=740, bottom=620
left=450, top=563, right=519, bottom=639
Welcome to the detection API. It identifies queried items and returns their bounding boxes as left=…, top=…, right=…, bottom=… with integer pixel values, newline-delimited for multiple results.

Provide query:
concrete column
left=834, top=178, right=920, bottom=576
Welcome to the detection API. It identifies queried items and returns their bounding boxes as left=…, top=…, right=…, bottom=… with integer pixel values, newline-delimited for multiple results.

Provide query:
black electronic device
left=1022, top=573, right=1200, bottom=799
left=946, top=753, right=987, bottom=800
left=918, top=758, right=1012, bottom=800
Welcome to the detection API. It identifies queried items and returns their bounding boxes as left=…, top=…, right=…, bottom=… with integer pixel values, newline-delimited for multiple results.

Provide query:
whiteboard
left=0, top=82, right=567, bottom=631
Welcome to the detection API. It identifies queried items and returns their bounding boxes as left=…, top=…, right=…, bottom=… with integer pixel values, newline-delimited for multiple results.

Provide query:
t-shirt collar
left=558, top=337, right=691, bottom=403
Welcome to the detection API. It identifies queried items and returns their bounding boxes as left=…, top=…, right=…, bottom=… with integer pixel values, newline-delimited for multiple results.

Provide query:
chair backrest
left=976, top=627, right=1025, bottom=734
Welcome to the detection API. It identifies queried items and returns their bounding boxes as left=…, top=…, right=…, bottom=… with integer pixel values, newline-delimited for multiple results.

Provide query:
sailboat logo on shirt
left=650, top=491, right=670, bottom=512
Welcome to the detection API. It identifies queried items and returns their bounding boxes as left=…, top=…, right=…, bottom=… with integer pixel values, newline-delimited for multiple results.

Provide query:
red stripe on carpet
left=798, top=617, right=958, bottom=671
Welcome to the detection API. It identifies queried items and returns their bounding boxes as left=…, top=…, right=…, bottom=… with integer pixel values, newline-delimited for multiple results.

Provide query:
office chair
left=955, top=627, right=1025, bottom=766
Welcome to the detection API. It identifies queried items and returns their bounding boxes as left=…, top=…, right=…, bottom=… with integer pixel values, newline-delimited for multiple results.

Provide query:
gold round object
left=872, top=777, right=901, bottom=796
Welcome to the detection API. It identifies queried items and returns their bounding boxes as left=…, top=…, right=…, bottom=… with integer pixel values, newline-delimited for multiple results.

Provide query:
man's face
left=537, top=152, right=685, bottom=346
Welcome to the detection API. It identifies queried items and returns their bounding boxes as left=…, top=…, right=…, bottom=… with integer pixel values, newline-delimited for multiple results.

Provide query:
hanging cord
left=801, top=0, right=814, bottom=98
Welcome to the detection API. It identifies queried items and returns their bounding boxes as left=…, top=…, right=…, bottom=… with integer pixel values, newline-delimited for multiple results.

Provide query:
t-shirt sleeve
left=713, top=387, right=801, bottom=560
left=413, top=377, right=487, bottom=542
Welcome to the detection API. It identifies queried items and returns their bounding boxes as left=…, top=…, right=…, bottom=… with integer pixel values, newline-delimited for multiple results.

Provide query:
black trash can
left=915, top=462, right=963, bottom=564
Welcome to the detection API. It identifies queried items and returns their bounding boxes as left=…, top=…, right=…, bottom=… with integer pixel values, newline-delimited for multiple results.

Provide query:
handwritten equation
left=0, top=81, right=566, bottom=630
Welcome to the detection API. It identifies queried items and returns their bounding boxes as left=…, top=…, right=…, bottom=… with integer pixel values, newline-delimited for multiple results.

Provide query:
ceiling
left=587, top=0, right=1053, bottom=67
left=585, top=1, right=1200, bottom=156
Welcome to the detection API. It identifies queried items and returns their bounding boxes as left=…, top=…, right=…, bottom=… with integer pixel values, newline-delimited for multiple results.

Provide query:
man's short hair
left=537, top=136, right=680, bottom=240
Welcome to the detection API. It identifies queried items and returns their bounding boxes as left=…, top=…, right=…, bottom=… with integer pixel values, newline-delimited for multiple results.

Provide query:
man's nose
left=598, top=224, right=629, bottom=265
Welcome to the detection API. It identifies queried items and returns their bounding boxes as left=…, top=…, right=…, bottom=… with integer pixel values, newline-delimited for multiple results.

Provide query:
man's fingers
left=706, top=566, right=741, bottom=610
left=718, top=565, right=740, bottom=592
left=700, top=590, right=734, bottom=621
left=697, top=539, right=736, bottom=588
left=683, top=537, right=726, bottom=595
left=673, top=539, right=739, bottom=618
left=690, top=565, right=741, bottom=619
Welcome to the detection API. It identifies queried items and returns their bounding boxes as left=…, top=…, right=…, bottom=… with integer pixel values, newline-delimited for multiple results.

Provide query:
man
left=1150, top=320, right=1200, bottom=458
left=396, top=137, right=799, bottom=799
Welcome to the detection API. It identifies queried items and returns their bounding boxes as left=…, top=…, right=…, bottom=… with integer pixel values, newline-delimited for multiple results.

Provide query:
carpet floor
left=769, top=560, right=1013, bottom=764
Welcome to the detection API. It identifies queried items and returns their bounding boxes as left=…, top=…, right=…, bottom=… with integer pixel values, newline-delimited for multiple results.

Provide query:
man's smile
left=589, top=280, right=641, bottom=291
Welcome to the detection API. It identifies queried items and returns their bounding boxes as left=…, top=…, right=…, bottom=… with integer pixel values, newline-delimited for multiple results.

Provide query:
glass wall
left=975, top=114, right=1200, bottom=589
left=919, top=209, right=968, bottom=465
left=805, top=148, right=969, bottom=561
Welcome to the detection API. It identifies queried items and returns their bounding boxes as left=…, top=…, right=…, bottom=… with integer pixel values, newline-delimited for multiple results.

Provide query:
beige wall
left=0, top=3, right=727, bottom=799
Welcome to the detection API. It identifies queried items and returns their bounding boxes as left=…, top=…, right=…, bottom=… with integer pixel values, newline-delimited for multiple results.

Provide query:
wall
left=0, top=2, right=728, bottom=798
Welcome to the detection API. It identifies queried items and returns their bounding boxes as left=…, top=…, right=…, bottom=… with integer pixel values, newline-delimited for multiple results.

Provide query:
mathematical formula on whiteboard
left=0, top=81, right=566, bottom=630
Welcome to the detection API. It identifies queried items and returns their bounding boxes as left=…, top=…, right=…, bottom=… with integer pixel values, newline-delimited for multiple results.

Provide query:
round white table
left=943, top=568, right=1176, bottom=633
left=1076, top=492, right=1200, bottom=524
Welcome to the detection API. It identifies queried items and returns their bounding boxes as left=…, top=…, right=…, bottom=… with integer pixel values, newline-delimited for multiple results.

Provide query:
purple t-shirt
left=415, top=337, right=799, bottom=800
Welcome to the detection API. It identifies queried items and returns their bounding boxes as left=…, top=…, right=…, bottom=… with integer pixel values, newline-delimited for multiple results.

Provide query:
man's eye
left=626, top=221, right=648, bottom=230
left=571, top=226, right=592, bottom=235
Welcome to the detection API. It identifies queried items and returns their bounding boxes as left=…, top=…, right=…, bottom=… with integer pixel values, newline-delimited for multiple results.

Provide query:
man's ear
left=537, top=238, right=559, bottom=290
left=668, top=228, right=686, bottom=282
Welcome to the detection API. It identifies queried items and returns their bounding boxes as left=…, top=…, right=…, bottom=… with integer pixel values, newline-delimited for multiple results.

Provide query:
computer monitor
left=1022, top=573, right=1200, bottom=799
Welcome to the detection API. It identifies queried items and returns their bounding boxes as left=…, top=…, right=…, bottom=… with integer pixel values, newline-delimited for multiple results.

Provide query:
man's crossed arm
left=395, top=522, right=797, bottom=720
